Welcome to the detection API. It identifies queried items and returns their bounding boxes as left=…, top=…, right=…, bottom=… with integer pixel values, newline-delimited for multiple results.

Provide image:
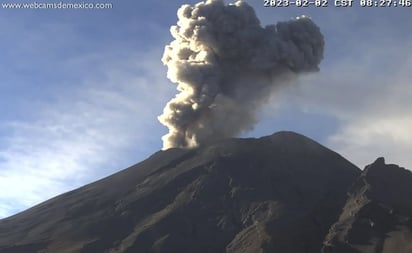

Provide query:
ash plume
left=158, top=0, right=324, bottom=149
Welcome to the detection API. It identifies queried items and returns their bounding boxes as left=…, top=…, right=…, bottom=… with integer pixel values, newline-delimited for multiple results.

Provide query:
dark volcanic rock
left=322, top=157, right=412, bottom=253
left=0, top=131, right=361, bottom=253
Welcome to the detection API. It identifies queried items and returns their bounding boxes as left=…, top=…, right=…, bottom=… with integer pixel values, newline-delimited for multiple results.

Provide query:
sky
left=0, top=0, right=411, bottom=218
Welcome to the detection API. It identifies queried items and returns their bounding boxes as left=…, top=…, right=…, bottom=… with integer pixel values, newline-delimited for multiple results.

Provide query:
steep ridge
left=0, top=131, right=360, bottom=253
left=322, top=158, right=412, bottom=253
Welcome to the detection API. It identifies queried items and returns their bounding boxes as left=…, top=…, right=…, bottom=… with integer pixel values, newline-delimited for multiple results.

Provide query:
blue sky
left=0, top=0, right=411, bottom=218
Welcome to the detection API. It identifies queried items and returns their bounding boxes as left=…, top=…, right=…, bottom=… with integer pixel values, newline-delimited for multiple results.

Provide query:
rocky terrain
left=0, top=131, right=410, bottom=253
left=322, top=157, right=412, bottom=253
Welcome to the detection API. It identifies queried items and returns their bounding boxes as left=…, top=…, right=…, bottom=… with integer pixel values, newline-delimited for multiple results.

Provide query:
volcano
left=0, top=131, right=410, bottom=253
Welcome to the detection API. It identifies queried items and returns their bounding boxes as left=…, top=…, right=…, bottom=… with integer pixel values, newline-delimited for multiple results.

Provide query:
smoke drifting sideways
left=158, top=0, right=324, bottom=149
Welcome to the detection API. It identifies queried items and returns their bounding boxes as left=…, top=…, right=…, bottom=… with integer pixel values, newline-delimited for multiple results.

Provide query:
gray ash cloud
left=159, top=0, right=324, bottom=149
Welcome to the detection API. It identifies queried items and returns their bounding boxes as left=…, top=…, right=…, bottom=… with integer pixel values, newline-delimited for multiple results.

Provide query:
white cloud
left=2, top=3, right=410, bottom=220
left=205, top=9, right=412, bottom=172
left=328, top=117, right=412, bottom=169
left=284, top=36, right=412, bottom=170
left=326, top=55, right=412, bottom=169
left=0, top=7, right=181, bottom=218
left=0, top=50, right=174, bottom=218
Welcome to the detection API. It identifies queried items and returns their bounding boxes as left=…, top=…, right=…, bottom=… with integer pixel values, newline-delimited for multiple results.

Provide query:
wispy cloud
left=284, top=35, right=412, bottom=170
left=2, top=1, right=410, bottom=220
left=326, top=52, right=412, bottom=169
left=213, top=8, right=412, bottom=171
left=0, top=50, right=173, bottom=218
left=0, top=5, right=180, bottom=218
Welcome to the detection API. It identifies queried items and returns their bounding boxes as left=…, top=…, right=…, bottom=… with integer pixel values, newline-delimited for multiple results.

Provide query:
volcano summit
left=1, top=132, right=410, bottom=253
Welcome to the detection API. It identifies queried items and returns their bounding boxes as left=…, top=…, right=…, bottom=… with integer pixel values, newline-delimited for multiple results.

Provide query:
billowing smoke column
left=159, top=0, right=324, bottom=149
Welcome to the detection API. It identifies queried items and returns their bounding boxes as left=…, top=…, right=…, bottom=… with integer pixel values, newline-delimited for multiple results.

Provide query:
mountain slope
left=0, top=131, right=361, bottom=253
left=322, top=157, right=412, bottom=253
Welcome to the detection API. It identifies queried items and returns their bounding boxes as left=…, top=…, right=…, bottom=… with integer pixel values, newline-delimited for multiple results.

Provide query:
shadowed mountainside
left=322, top=157, right=412, bottom=253
left=0, top=131, right=410, bottom=253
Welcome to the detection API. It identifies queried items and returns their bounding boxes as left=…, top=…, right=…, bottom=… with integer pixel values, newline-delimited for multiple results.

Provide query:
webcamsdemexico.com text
left=1, top=2, right=113, bottom=9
